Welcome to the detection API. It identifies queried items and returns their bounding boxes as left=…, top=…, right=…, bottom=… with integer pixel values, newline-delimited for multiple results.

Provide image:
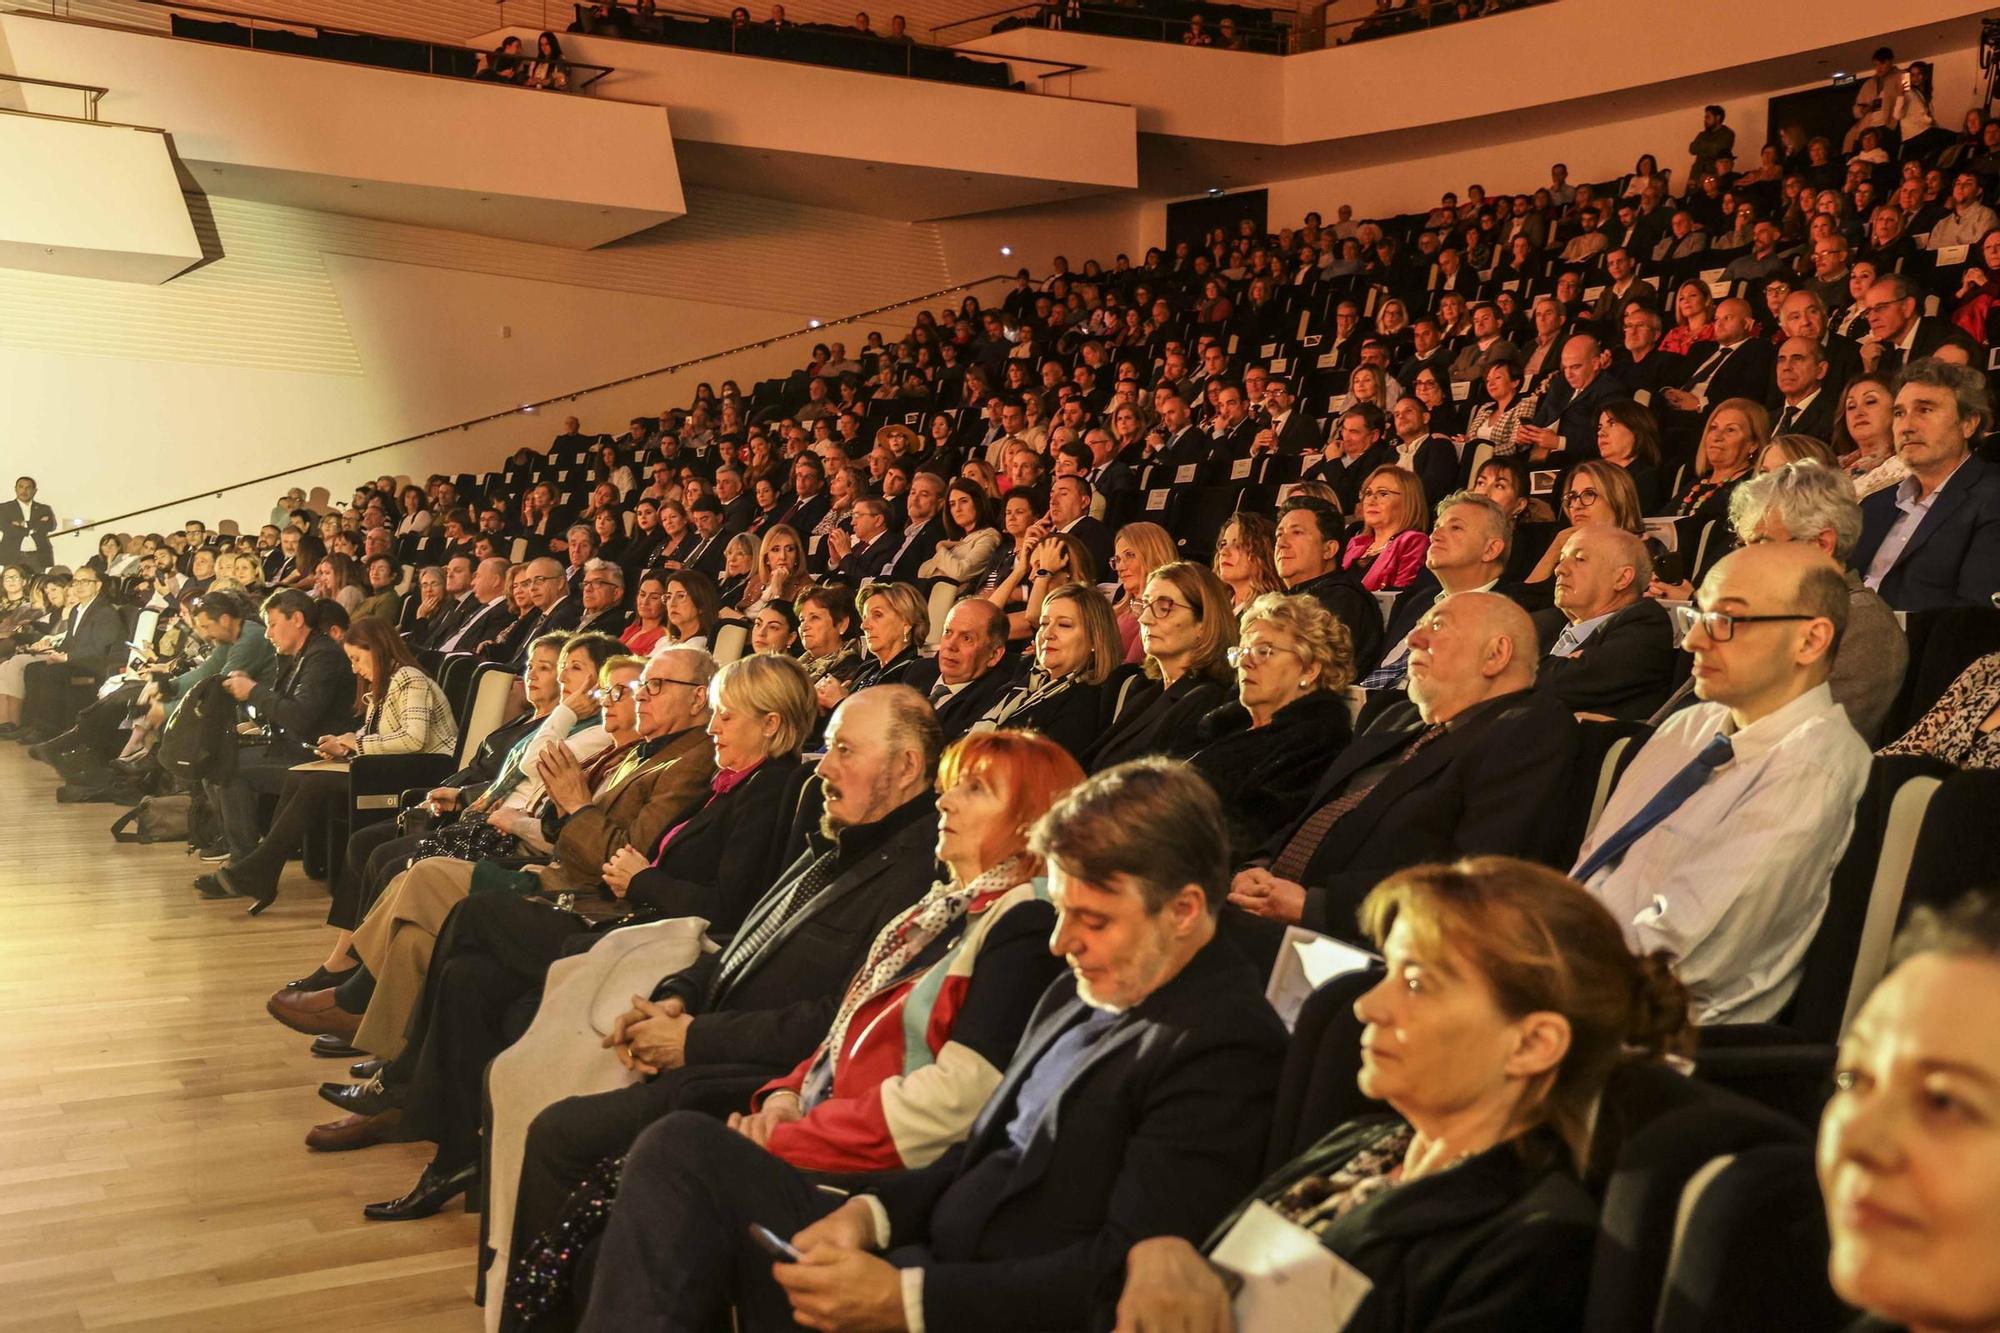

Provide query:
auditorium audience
left=1365, top=490, right=1513, bottom=690
left=1084, top=561, right=1236, bottom=771
left=1343, top=465, right=1431, bottom=590
left=984, top=581, right=1126, bottom=759
left=910, top=597, right=1012, bottom=739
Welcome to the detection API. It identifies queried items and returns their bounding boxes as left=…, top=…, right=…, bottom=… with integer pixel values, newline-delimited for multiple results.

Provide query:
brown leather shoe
left=267, top=985, right=362, bottom=1038
left=304, top=1108, right=403, bottom=1153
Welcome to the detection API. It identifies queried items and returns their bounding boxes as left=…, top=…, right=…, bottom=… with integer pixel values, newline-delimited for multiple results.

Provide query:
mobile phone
left=749, top=1224, right=802, bottom=1263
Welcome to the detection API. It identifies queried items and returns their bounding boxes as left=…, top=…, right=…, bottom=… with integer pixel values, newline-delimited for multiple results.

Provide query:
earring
left=1299, top=679, right=1311, bottom=688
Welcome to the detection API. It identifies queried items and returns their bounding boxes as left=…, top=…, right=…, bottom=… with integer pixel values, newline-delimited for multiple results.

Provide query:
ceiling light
left=1000, top=245, right=1012, bottom=256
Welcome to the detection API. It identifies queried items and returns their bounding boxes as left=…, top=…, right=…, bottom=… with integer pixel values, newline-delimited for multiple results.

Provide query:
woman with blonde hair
left=1757, top=433, right=1839, bottom=473
left=1085, top=561, right=1238, bottom=772
left=729, top=524, right=809, bottom=619
left=1190, top=592, right=1356, bottom=856
left=984, top=582, right=1127, bottom=760
left=1343, top=465, right=1431, bottom=590
left=1675, top=397, right=1769, bottom=520
left=1526, top=459, right=1649, bottom=583
left=817, top=582, right=926, bottom=710
left=1106, top=520, right=1177, bottom=662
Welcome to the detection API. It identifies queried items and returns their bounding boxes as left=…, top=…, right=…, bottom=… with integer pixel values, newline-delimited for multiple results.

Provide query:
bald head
left=1713, top=298, right=1755, bottom=344
left=1553, top=525, right=1650, bottom=623
left=1405, top=590, right=1540, bottom=724
left=1687, top=542, right=1848, bottom=720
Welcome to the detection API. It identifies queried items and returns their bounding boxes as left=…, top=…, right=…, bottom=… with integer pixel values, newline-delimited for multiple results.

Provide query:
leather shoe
left=310, top=1034, right=361, bottom=1059
left=350, top=1056, right=388, bottom=1080
left=318, top=1075, right=402, bottom=1117
left=27, top=729, right=82, bottom=763
left=266, top=985, right=360, bottom=1039
left=193, top=873, right=232, bottom=900
left=364, top=1160, right=477, bottom=1222
left=304, top=1108, right=403, bottom=1153
left=215, top=865, right=278, bottom=917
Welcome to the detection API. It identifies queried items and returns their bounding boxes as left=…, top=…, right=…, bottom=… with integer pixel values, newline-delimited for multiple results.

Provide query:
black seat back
left=1262, top=966, right=1383, bottom=1173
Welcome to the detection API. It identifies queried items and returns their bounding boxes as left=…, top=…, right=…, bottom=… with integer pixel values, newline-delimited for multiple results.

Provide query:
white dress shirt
left=1574, top=682, right=1870, bottom=1024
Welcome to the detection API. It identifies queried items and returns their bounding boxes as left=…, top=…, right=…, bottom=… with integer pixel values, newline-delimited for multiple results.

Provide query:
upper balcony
left=467, top=4, right=1138, bottom=219
left=0, top=5, right=687, bottom=246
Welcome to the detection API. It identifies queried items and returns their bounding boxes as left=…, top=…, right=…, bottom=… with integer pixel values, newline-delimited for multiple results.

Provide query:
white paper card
left=1264, top=925, right=1377, bottom=1030
left=1642, top=517, right=1679, bottom=552
left=1174, top=464, right=1198, bottom=485
left=1146, top=490, right=1169, bottom=511
left=1319, top=351, right=1340, bottom=369
left=1231, top=457, right=1254, bottom=481
left=1451, top=381, right=1470, bottom=401
left=1937, top=243, right=1970, bottom=267
left=1708, top=280, right=1731, bottom=298
left=1699, top=267, right=1724, bottom=284
left=1584, top=285, right=1605, bottom=302
left=1271, top=357, right=1290, bottom=374
left=1213, top=1201, right=1373, bottom=1333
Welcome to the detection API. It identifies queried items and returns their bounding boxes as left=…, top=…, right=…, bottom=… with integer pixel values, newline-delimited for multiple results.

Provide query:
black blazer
left=437, top=596, right=515, bottom=656
left=829, top=532, right=895, bottom=585
left=1768, top=386, right=1839, bottom=442
left=1256, top=688, right=1582, bottom=938
left=1531, top=598, right=1679, bottom=720
left=861, top=937, right=1287, bottom=1333
left=1872, top=317, right=1953, bottom=377
left=1189, top=691, right=1354, bottom=859
left=881, top=516, right=946, bottom=584
left=1399, top=435, right=1463, bottom=509
left=1289, top=570, right=1386, bottom=674
left=1851, top=454, right=2000, bottom=612
left=0, top=498, right=56, bottom=569
left=245, top=630, right=357, bottom=747
left=1679, top=338, right=1775, bottom=408
left=1210, top=1118, right=1595, bottom=1333
left=625, top=755, right=811, bottom=939
left=660, top=795, right=939, bottom=1072
left=1310, top=441, right=1398, bottom=515
left=1082, top=669, right=1228, bottom=772
left=1268, top=411, right=1322, bottom=456
left=1059, top=515, right=1116, bottom=580
left=906, top=659, right=1018, bottom=740
left=51, top=596, right=126, bottom=678
left=988, top=665, right=1137, bottom=761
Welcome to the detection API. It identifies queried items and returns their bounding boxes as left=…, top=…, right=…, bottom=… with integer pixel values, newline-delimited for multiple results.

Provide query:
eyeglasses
left=1135, top=595, right=1194, bottom=621
left=1562, top=488, right=1602, bottom=508
left=1227, top=641, right=1298, bottom=667
left=589, top=684, right=632, bottom=703
left=631, top=676, right=705, bottom=698
left=581, top=578, right=620, bottom=591
left=526, top=573, right=564, bottom=585
left=1862, top=299, right=1907, bottom=317
left=1670, top=605, right=1818, bottom=642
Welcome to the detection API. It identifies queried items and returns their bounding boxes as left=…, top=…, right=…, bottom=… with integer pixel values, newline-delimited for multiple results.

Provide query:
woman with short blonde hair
left=1343, top=465, right=1431, bottom=591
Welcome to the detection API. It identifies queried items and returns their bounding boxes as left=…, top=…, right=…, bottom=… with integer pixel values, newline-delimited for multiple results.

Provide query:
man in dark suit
left=677, top=496, right=730, bottom=578
left=1386, top=396, right=1461, bottom=510
left=415, top=554, right=479, bottom=650
left=1394, top=315, right=1452, bottom=391
left=430, top=557, right=516, bottom=657
left=1256, top=378, right=1321, bottom=456
left=1362, top=491, right=1516, bottom=686
left=776, top=455, right=832, bottom=536
left=1608, top=306, right=1687, bottom=401
left=1080, top=426, right=1138, bottom=526
left=1767, top=336, right=1840, bottom=441
left=824, top=498, right=896, bottom=586
left=1531, top=527, right=1678, bottom=720
left=0, top=476, right=55, bottom=572
left=575, top=760, right=1285, bottom=1333
left=3, top=567, right=126, bottom=741
left=571, top=559, right=630, bottom=639
left=1205, top=381, right=1259, bottom=459
left=488, top=557, right=581, bottom=665
left=1658, top=298, right=1775, bottom=424
left=1859, top=274, right=1953, bottom=378
left=1853, top=360, right=2000, bottom=611
left=907, top=599, right=1015, bottom=739
left=1306, top=403, right=1397, bottom=515
left=1515, top=333, right=1628, bottom=468
left=1143, top=392, right=1217, bottom=477
left=714, top=466, right=756, bottom=536
left=1273, top=496, right=1384, bottom=674
left=1048, top=475, right=1114, bottom=576
left=876, top=472, right=947, bottom=584
left=505, top=687, right=944, bottom=1282
left=1228, top=592, right=1581, bottom=941
left=202, top=589, right=357, bottom=871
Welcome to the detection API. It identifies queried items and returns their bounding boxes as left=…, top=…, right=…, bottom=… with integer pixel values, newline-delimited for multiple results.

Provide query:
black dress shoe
left=287, top=964, right=356, bottom=992
left=318, top=1076, right=402, bottom=1117
left=350, top=1056, right=388, bottom=1080
left=310, top=1034, right=362, bottom=1059
left=363, top=1160, right=477, bottom=1222
left=215, top=866, right=278, bottom=917
left=27, top=729, right=81, bottom=762
left=193, top=873, right=232, bottom=900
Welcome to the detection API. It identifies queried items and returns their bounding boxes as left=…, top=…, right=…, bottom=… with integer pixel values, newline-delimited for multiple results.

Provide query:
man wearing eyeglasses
left=491, top=557, right=581, bottom=666
left=1573, top=542, right=1871, bottom=1024
left=573, top=559, right=630, bottom=639
left=0, top=568, right=127, bottom=742
left=1856, top=274, right=1950, bottom=378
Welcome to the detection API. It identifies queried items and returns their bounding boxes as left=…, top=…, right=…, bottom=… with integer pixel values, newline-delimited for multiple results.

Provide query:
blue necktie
left=1575, top=733, right=1734, bottom=882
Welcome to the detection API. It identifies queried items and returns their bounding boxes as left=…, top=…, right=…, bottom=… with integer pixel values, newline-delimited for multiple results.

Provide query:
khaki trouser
left=350, top=855, right=475, bottom=1059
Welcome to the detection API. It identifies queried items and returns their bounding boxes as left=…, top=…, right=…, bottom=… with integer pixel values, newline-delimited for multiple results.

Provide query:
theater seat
left=1262, top=965, right=1384, bottom=1172
left=1654, top=1145, right=1850, bottom=1333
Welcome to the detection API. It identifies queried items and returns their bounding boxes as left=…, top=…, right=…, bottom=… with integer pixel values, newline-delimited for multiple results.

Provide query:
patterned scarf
left=990, top=669, right=1074, bottom=729
left=806, top=852, right=1029, bottom=1098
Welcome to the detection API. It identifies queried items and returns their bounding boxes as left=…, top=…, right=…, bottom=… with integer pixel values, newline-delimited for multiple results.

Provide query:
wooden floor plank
left=0, top=746, right=483, bottom=1329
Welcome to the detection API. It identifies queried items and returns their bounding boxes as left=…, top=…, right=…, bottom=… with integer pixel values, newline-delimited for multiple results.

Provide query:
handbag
left=412, top=815, right=520, bottom=865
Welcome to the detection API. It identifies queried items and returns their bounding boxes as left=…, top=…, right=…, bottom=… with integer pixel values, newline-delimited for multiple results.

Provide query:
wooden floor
left=0, top=745, right=484, bottom=1332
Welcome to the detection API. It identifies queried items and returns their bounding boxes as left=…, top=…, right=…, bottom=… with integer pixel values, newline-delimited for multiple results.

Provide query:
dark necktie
left=1270, top=724, right=1448, bottom=882
left=1574, top=734, right=1734, bottom=881
left=928, top=679, right=953, bottom=707
left=708, top=847, right=841, bottom=1005
left=1776, top=404, right=1800, bottom=433
left=1683, top=344, right=1731, bottom=393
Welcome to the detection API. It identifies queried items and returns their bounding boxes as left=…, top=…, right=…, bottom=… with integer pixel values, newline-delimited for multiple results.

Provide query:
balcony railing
left=934, top=0, right=1557, bottom=55
left=0, top=69, right=109, bottom=120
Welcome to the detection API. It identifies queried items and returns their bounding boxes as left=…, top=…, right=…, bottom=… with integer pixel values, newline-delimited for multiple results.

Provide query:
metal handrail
left=60, top=273, right=1015, bottom=539
left=132, top=0, right=617, bottom=85
left=932, top=0, right=1555, bottom=54
left=500, top=0, right=1086, bottom=86
left=0, top=70, right=108, bottom=119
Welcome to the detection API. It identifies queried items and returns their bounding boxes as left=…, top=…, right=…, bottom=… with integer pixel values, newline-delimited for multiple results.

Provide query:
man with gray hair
left=574, top=557, right=628, bottom=638
left=1708, top=459, right=1909, bottom=741
left=1852, top=358, right=2000, bottom=612
left=1363, top=490, right=1515, bottom=689
left=1531, top=525, right=1674, bottom=715
left=1857, top=273, right=1951, bottom=377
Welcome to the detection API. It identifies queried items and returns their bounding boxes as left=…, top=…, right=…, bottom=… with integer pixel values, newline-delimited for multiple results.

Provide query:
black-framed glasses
left=1562, top=488, right=1602, bottom=508
left=631, top=676, right=705, bottom=698
left=1670, top=605, right=1818, bottom=642
left=589, top=684, right=632, bottom=703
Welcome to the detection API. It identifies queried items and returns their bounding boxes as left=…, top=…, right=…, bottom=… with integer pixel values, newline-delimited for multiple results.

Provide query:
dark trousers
left=231, top=767, right=345, bottom=889
left=72, top=681, right=143, bottom=757
left=504, top=1061, right=778, bottom=1315
left=575, top=1112, right=849, bottom=1333
left=400, top=893, right=592, bottom=1168
left=205, top=744, right=303, bottom=861
left=22, top=659, right=95, bottom=734
left=333, top=820, right=429, bottom=930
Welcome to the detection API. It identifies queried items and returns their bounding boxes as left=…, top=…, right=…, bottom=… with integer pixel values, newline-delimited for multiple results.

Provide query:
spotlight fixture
left=1000, top=245, right=1013, bottom=256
